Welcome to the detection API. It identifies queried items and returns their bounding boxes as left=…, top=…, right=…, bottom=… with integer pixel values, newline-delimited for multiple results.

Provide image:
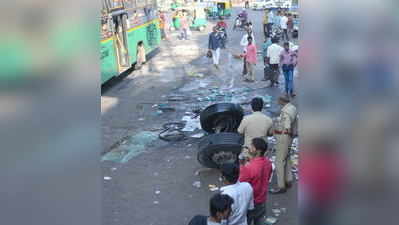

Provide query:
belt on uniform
left=274, top=130, right=291, bottom=135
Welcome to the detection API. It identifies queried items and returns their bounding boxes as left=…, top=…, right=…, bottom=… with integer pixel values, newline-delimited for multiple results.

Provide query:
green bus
left=101, top=0, right=161, bottom=84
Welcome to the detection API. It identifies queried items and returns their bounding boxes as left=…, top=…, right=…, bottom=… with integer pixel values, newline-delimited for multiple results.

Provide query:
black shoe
left=269, top=188, right=287, bottom=194
left=286, top=182, right=293, bottom=189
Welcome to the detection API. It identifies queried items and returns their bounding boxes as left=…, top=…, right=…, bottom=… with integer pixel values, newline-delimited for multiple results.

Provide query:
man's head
left=271, top=37, right=279, bottom=44
left=247, top=36, right=253, bottom=45
left=284, top=42, right=290, bottom=51
left=249, top=138, right=268, bottom=157
left=278, top=95, right=290, bottom=106
left=220, top=163, right=239, bottom=185
left=251, top=97, right=263, bottom=112
left=209, top=194, right=234, bottom=222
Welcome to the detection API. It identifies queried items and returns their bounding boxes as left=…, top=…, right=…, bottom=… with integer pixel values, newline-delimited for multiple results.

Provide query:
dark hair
left=210, top=194, right=234, bottom=217
left=271, top=37, right=278, bottom=43
left=220, top=163, right=239, bottom=184
left=138, top=41, right=144, bottom=46
left=247, top=36, right=253, bottom=42
left=252, top=138, right=268, bottom=156
left=251, top=97, right=263, bottom=112
left=284, top=42, right=290, bottom=47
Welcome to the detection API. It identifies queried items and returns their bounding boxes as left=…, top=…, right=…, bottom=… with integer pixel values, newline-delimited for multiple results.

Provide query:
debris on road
left=155, top=190, right=161, bottom=195
left=102, top=131, right=158, bottom=163
left=191, top=133, right=204, bottom=138
left=265, top=217, right=278, bottom=225
left=208, top=184, right=219, bottom=192
left=153, top=201, right=159, bottom=204
left=104, top=176, right=112, bottom=180
left=192, top=181, right=201, bottom=188
left=272, top=208, right=281, bottom=215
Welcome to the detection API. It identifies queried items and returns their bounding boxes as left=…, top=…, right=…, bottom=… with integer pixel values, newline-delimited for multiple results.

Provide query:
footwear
left=269, top=188, right=287, bottom=194
left=243, top=78, right=251, bottom=83
left=286, top=182, right=293, bottom=189
left=291, top=93, right=296, bottom=97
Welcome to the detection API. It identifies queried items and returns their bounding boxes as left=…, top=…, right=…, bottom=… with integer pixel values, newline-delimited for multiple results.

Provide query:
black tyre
left=197, top=133, right=243, bottom=168
left=200, top=103, right=244, bottom=133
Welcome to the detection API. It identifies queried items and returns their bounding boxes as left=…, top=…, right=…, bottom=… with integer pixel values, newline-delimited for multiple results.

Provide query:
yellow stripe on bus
left=126, top=18, right=159, bottom=33
left=100, top=19, right=159, bottom=43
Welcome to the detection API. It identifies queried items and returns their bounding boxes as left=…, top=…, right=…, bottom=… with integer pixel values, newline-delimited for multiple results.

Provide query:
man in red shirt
left=239, top=138, right=273, bottom=225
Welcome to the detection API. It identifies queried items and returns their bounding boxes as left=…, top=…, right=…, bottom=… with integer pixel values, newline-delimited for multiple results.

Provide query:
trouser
left=180, top=28, right=188, bottom=40
left=242, top=57, right=247, bottom=75
left=245, top=62, right=255, bottom=81
left=282, top=68, right=294, bottom=94
left=269, top=64, right=280, bottom=85
left=264, top=23, right=273, bottom=38
left=247, top=203, right=266, bottom=225
left=283, top=29, right=289, bottom=41
left=275, top=134, right=293, bottom=189
left=212, top=48, right=220, bottom=65
left=161, top=28, right=166, bottom=39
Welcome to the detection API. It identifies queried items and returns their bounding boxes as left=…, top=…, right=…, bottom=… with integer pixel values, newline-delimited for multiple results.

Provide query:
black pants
left=269, top=64, right=280, bottom=85
left=247, top=203, right=266, bottom=225
left=265, top=23, right=273, bottom=38
left=283, top=29, right=289, bottom=41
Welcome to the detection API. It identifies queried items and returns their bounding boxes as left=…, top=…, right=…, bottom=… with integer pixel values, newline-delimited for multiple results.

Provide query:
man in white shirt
left=266, top=37, right=284, bottom=87
left=280, top=12, right=289, bottom=41
left=220, top=163, right=254, bottom=225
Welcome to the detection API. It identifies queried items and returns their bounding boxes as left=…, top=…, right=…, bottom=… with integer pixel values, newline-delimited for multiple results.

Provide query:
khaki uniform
left=274, top=103, right=297, bottom=189
left=238, top=111, right=273, bottom=158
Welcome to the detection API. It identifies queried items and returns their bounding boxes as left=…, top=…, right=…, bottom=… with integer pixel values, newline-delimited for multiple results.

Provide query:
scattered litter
left=153, top=201, right=159, bottom=204
left=191, top=133, right=205, bottom=138
left=265, top=217, right=278, bottom=225
left=184, top=155, right=192, bottom=159
left=192, top=181, right=201, bottom=188
left=208, top=184, right=219, bottom=192
left=111, top=167, right=117, bottom=171
left=102, top=131, right=158, bottom=163
left=104, top=176, right=112, bottom=180
left=272, top=208, right=281, bottom=215
left=181, top=116, right=201, bottom=132
left=138, top=117, right=145, bottom=121
left=155, top=190, right=161, bottom=195
left=219, top=177, right=223, bottom=182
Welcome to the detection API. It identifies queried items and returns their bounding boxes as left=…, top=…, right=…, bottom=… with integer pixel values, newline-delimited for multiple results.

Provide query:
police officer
left=271, top=96, right=297, bottom=194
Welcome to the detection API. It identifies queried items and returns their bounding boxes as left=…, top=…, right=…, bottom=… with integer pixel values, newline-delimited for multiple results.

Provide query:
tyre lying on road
left=197, top=103, right=244, bottom=168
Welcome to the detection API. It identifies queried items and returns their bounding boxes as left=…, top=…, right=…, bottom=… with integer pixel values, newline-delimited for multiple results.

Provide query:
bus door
left=111, top=11, right=130, bottom=72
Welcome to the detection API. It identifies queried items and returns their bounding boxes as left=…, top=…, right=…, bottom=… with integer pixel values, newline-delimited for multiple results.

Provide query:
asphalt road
left=102, top=7, right=298, bottom=225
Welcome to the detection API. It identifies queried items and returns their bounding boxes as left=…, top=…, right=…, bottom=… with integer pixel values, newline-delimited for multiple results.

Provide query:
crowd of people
left=192, top=6, right=300, bottom=225
left=190, top=96, right=298, bottom=225
left=208, top=8, right=299, bottom=98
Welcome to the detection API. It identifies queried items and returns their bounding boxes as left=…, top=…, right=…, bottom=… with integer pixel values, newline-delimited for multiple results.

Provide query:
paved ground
left=102, top=7, right=298, bottom=225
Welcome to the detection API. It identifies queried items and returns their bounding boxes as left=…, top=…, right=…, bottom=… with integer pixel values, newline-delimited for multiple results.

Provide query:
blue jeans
left=282, top=68, right=294, bottom=94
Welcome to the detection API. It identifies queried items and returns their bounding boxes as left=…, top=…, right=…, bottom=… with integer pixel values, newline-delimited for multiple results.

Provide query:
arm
left=248, top=186, right=255, bottom=210
left=237, top=118, right=245, bottom=134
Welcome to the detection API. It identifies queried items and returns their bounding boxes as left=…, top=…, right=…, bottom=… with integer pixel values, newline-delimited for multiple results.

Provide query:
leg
left=212, top=50, right=217, bottom=65
left=242, top=58, right=247, bottom=76
left=283, top=69, right=289, bottom=94
left=253, top=203, right=266, bottom=225
left=275, top=136, right=289, bottom=189
left=288, top=69, right=294, bottom=94
left=215, top=48, right=220, bottom=65
left=246, top=62, right=254, bottom=81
